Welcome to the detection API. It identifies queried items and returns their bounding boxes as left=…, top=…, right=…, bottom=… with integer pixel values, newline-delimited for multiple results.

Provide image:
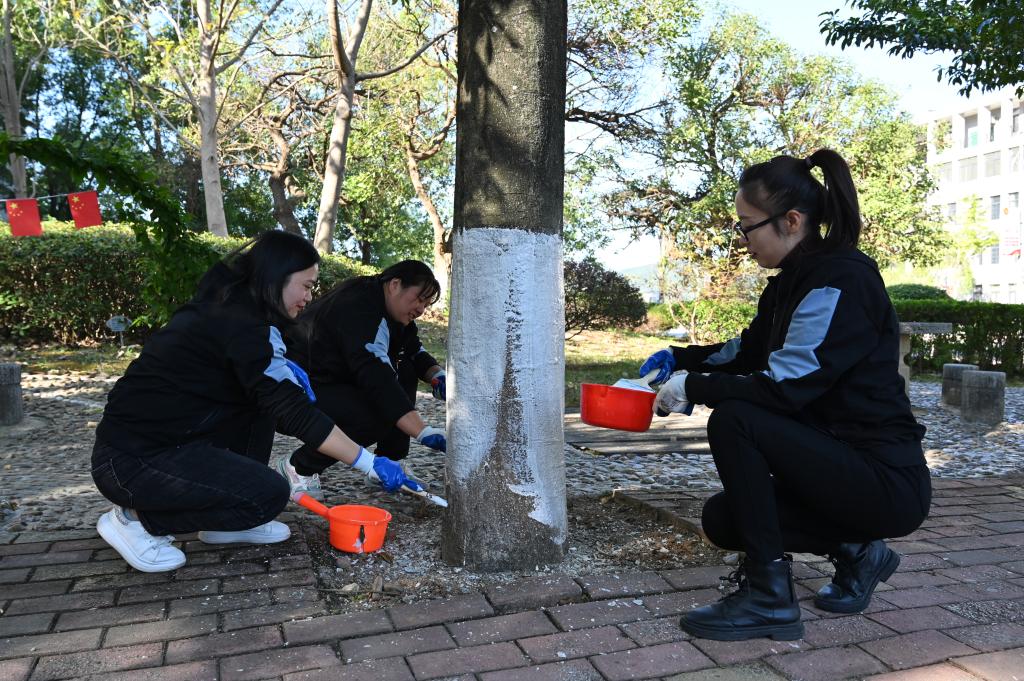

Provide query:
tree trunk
left=314, top=75, right=355, bottom=252
left=0, top=0, right=25, bottom=197
left=442, top=0, right=568, bottom=571
left=269, top=123, right=302, bottom=234
left=197, top=0, right=228, bottom=237
left=314, top=0, right=372, bottom=254
left=406, top=147, right=451, bottom=298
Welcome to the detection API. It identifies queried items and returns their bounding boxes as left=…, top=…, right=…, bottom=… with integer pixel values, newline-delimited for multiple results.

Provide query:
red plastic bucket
left=294, top=494, right=392, bottom=553
left=580, top=383, right=656, bottom=432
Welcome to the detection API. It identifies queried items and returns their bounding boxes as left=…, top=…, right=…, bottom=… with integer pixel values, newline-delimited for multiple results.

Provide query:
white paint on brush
left=447, top=227, right=567, bottom=538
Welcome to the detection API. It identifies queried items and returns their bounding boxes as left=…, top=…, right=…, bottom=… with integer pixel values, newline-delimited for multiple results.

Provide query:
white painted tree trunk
left=443, top=0, right=568, bottom=571
left=197, top=0, right=228, bottom=237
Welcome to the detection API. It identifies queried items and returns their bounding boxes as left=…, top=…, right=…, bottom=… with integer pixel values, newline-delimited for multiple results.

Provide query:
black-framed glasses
left=733, top=212, right=787, bottom=239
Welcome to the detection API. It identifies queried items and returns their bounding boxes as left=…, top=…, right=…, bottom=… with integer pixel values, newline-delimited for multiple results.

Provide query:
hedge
left=893, top=300, right=1024, bottom=378
left=0, top=222, right=372, bottom=344
left=647, top=300, right=757, bottom=343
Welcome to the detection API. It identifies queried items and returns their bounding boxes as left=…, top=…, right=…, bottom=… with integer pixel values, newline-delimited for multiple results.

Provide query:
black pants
left=700, top=400, right=931, bottom=563
left=290, top=359, right=419, bottom=475
left=91, top=418, right=289, bottom=536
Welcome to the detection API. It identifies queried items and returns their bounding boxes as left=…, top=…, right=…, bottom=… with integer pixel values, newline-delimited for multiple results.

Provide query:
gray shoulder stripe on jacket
left=705, top=337, right=742, bottom=365
left=365, top=319, right=394, bottom=367
left=264, top=327, right=300, bottom=386
left=762, top=287, right=841, bottom=382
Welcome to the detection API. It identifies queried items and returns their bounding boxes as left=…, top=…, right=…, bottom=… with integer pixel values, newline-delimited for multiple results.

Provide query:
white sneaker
left=96, top=506, right=186, bottom=573
left=198, top=520, right=291, bottom=545
left=276, top=457, right=323, bottom=500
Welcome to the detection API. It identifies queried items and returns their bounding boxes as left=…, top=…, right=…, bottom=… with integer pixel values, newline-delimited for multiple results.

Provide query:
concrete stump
left=941, top=363, right=979, bottom=407
left=0, top=362, right=23, bottom=426
left=961, top=370, right=1006, bottom=426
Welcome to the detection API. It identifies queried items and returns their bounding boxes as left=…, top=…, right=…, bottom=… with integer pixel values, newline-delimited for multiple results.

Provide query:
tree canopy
left=820, top=0, right=1024, bottom=95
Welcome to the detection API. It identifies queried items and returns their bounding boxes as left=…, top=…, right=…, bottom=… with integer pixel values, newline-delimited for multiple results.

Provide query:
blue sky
left=596, top=0, right=970, bottom=272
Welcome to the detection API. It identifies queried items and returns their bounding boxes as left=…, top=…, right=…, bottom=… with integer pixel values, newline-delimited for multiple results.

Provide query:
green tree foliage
left=820, top=0, right=1024, bottom=95
left=564, top=257, right=648, bottom=338
left=603, top=12, right=945, bottom=304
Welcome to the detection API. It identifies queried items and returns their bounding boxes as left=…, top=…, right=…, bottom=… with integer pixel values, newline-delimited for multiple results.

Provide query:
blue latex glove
left=285, top=359, right=316, bottom=402
left=430, top=370, right=446, bottom=401
left=639, top=348, right=676, bottom=386
left=416, top=425, right=446, bottom=452
left=350, top=448, right=415, bottom=492
left=654, top=371, right=694, bottom=417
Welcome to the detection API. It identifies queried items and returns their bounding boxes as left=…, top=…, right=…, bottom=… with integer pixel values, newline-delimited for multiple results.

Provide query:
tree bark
left=405, top=136, right=452, bottom=299
left=0, top=0, right=25, bottom=197
left=313, top=0, right=372, bottom=254
left=196, top=0, right=229, bottom=237
left=442, top=0, right=568, bottom=571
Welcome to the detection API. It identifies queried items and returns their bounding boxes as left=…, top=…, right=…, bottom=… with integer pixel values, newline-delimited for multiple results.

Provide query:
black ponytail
left=738, top=148, right=861, bottom=251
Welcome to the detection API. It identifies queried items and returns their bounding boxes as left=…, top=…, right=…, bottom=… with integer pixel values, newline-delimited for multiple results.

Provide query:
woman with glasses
left=276, top=260, right=448, bottom=500
left=639, top=149, right=930, bottom=641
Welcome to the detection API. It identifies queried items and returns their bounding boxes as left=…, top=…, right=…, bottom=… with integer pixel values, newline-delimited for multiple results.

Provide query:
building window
left=936, top=162, right=952, bottom=184
left=959, top=156, right=978, bottom=182
left=973, top=284, right=983, bottom=301
left=990, top=245, right=1000, bottom=264
left=991, top=195, right=1002, bottom=219
left=1014, top=104, right=1023, bottom=135
left=1011, top=192, right=1020, bottom=210
left=990, top=107, right=1001, bottom=142
left=946, top=202, right=957, bottom=219
left=985, top=151, right=1001, bottom=176
left=1012, top=147, right=1023, bottom=173
left=964, top=114, right=979, bottom=147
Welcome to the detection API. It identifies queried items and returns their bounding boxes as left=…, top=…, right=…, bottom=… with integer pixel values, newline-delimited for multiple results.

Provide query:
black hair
left=198, top=230, right=319, bottom=328
left=304, top=259, right=440, bottom=329
left=738, top=148, right=861, bottom=251
left=376, top=259, right=441, bottom=306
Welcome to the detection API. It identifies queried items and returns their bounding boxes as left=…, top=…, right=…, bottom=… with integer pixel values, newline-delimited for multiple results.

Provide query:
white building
left=925, top=87, right=1024, bottom=302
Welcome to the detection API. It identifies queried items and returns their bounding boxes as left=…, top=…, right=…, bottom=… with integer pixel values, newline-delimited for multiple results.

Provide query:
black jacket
left=288, top=277, right=439, bottom=426
left=96, top=264, right=334, bottom=453
left=678, top=247, right=925, bottom=466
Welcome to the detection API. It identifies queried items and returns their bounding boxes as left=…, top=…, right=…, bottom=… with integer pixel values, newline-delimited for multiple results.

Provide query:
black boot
left=814, top=540, right=900, bottom=614
left=680, top=557, right=803, bottom=641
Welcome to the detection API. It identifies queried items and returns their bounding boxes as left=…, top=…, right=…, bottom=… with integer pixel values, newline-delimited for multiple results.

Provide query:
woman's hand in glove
left=416, top=425, right=447, bottom=452
left=654, top=371, right=694, bottom=417
left=350, top=448, right=417, bottom=492
left=639, top=349, right=675, bottom=386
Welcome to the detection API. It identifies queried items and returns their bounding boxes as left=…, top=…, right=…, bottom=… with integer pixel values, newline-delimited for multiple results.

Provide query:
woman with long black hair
left=277, top=260, right=446, bottom=500
left=641, top=149, right=931, bottom=641
left=92, top=232, right=416, bottom=572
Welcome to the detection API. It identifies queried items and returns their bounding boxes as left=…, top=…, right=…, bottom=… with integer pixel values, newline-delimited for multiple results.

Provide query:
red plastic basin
left=580, top=382, right=656, bottom=432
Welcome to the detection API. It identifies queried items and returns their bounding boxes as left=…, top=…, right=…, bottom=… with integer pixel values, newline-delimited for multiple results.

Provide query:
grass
left=417, top=318, right=668, bottom=407
left=17, top=344, right=139, bottom=375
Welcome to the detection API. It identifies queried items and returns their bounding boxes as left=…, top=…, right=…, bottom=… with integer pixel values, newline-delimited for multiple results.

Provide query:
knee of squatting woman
left=91, top=231, right=418, bottom=572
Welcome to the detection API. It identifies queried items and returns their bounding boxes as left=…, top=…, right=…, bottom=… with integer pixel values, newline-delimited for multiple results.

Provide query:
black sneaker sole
left=814, top=549, right=900, bottom=614
left=680, top=617, right=804, bottom=641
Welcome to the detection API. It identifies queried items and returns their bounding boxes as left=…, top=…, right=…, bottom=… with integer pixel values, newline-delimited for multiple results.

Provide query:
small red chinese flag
left=68, top=190, right=102, bottom=228
left=6, top=199, right=42, bottom=237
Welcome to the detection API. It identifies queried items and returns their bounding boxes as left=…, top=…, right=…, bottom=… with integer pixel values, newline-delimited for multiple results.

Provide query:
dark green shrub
left=886, top=283, right=952, bottom=300
left=894, top=299, right=1024, bottom=377
left=564, top=257, right=647, bottom=338
left=0, top=222, right=371, bottom=344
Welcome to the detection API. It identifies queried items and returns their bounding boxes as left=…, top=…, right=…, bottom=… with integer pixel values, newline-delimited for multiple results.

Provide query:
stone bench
left=961, top=370, right=1006, bottom=425
left=942, top=363, right=979, bottom=407
left=899, top=322, right=953, bottom=397
left=0, top=362, right=23, bottom=426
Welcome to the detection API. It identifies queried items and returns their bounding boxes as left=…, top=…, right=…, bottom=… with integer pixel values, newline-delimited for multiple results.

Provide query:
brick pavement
left=1, top=476, right=1024, bottom=680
